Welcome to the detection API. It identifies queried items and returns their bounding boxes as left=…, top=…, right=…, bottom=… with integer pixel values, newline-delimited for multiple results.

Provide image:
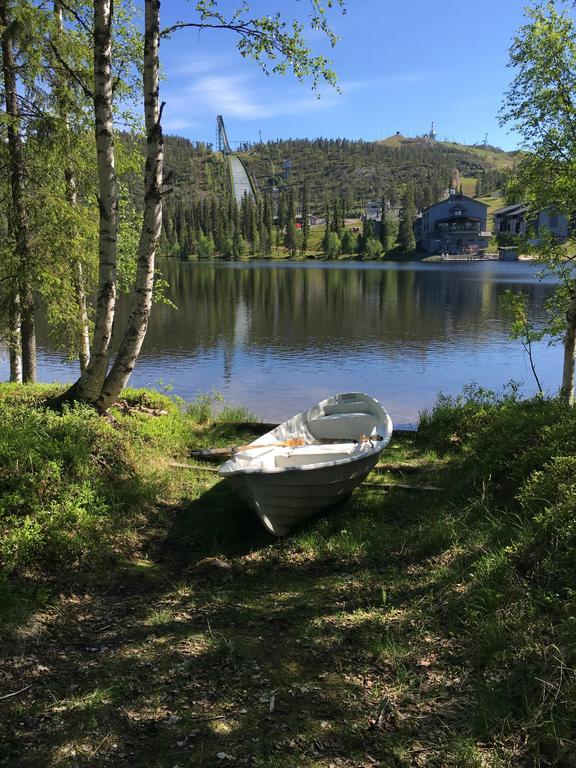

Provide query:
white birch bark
left=8, top=291, right=22, bottom=382
left=74, top=259, right=91, bottom=375
left=75, top=0, right=118, bottom=402
left=97, top=0, right=163, bottom=411
left=54, top=1, right=91, bottom=375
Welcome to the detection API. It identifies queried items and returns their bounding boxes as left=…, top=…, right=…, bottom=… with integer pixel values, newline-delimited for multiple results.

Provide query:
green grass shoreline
left=1, top=384, right=575, bottom=767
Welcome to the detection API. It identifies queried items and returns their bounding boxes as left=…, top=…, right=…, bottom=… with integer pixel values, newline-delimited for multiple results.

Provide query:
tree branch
left=49, top=42, right=93, bottom=100
left=55, top=0, right=92, bottom=34
left=161, top=20, right=271, bottom=45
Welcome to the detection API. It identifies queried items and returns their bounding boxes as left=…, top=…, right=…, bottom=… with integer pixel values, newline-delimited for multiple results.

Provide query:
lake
left=1, top=259, right=562, bottom=427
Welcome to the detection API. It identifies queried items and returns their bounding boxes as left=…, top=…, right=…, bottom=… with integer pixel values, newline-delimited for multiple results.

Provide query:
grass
left=461, top=176, right=478, bottom=196
left=1, top=384, right=575, bottom=767
left=476, top=193, right=506, bottom=231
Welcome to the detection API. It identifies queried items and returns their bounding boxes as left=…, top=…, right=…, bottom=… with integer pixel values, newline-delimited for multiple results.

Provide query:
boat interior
left=223, top=395, right=388, bottom=473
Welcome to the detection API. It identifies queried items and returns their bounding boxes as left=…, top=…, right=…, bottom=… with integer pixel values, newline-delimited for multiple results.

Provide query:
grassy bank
left=1, top=384, right=575, bottom=767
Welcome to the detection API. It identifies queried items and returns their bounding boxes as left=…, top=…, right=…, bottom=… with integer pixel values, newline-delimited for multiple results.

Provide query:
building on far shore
left=364, top=201, right=402, bottom=221
left=493, top=203, right=569, bottom=244
left=364, top=201, right=384, bottom=222
left=416, top=191, right=490, bottom=255
left=363, top=201, right=402, bottom=239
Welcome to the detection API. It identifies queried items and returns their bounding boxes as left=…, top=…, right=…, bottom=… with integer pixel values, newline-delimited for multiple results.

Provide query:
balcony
left=435, top=222, right=482, bottom=235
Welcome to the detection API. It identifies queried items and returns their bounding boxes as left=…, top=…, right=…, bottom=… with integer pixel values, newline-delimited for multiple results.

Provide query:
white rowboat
left=218, top=393, right=393, bottom=535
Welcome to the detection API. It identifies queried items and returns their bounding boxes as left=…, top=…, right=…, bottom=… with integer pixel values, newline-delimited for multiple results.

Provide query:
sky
left=156, top=1, right=539, bottom=151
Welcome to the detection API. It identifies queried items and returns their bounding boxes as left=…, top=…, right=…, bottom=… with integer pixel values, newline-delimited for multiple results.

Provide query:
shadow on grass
left=153, top=479, right=274, bottom=568
left=3, top=443, right=569, bottom=767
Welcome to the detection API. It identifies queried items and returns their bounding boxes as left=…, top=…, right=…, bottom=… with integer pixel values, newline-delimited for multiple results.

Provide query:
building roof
left=421, top=193, right=488, bottom=214
left=493, top=203, right=530, bottom=216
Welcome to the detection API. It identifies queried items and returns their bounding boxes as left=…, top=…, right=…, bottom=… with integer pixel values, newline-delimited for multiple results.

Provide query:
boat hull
left=224, top=448, right=383, bottom=536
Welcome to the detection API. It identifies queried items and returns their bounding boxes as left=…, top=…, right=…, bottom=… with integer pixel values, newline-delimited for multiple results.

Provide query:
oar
left=232, top=438, right=306, bottom=453
left=233, top=435, right=378, bottom=454
left=190, top=434, right=387, bottom=461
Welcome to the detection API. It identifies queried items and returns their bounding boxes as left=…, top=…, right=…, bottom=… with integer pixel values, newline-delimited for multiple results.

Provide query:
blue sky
left=157, top=1, right=541, bottom=150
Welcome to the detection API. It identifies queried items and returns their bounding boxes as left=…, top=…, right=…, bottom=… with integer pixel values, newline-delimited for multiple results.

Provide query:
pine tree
left=322, top=203, right=331, bottom=253
left=381, top=213, right=399, bottom=252
left=263, top=195, right=273, bottom=254
left=361, top=216, right=373, bottom=256
left=285, top=220, right=298, bottom=256
left=248, top=197, right=260, bottom=253
left=284, top=189, right=296, bottom=251
left=332, top=199, right=340, bottom=234
left=240, top=194, right=250, bottom=241
left=341, top=228, right=356, bottom=254
left=232, top=226, right=242, bottom=259
left=380, top=195, right=387, bottom=249
left=399, top=186, right=417, bottom=252
left=300, top=183, right=310, bottom=254
left=210, top=198, right=222, bottom=252
left=277, top=192, right=286, bottom=234
left=201, top=199, right=210, bottom=235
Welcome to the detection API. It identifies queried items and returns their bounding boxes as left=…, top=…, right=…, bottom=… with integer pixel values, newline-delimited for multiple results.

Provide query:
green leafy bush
left=0, top=399, right=146, bottom=574
left=418, top=383, right=522, bottom=454
left=518, top=456, right=576, bottom=587
left=419, top=384, right=572, bottom=499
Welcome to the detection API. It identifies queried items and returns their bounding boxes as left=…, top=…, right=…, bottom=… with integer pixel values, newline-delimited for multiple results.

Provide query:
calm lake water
left=1, top=259, right=563, bottom=426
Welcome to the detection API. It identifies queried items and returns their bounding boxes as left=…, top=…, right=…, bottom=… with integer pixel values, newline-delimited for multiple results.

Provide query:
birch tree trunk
left=71, top=0, right=118, bottom=402
left=8, top=292, right=22, bottom=382
left=560, top=282, right=576, bottom=405
left=74, top=260, right=91, bottom=376
left=67, top=171, right=91, bottom=376
left=54, top=0, right=91, bottom=375
left=96, top=0, right=163, bottom=411
left=52, top=0, right=163, bottom=412
left=1, top=0, right=37, bottom=383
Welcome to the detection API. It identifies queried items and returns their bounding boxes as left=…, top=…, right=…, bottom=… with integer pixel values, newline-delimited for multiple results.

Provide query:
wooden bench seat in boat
left=274, top=443, right=358, bottom=469
left=307, top=411, right=378, bottom=441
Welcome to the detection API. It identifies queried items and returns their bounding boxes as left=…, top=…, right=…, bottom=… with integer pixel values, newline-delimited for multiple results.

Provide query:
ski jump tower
left=217, top=115, right=256, bottom=205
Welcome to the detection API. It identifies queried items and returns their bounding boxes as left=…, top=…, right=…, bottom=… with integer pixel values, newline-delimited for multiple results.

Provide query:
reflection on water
left=1, top=260, right=562, bottom=426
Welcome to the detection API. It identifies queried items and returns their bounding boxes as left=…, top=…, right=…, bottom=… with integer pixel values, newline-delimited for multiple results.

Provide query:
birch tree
left=0, top=0, right=36, bottom=382
left=501, top=1, right=576, bottom=403
left=52, top=0, right=344, bottom=411
left=53, top=0, right=91, bottom=374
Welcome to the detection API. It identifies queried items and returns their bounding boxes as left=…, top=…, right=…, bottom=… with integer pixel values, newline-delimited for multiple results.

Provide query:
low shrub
left=420, top=385, right=573, bottom=499
left=518, top=455, right=576, bottom=589
left=0, top=398, right=150, bottom=575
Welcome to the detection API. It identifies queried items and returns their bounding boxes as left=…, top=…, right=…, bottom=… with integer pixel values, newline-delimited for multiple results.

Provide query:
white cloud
left=163, top=117, right=199, bottom=132
left=170, top=53, right=235, bottom=76
left=163, top=71, right=340, bottom=125
left=161, top=53, right=432, bottom=130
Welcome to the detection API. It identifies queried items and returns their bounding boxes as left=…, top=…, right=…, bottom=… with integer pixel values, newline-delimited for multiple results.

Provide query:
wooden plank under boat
left=218, top=393, right=393, bottom=535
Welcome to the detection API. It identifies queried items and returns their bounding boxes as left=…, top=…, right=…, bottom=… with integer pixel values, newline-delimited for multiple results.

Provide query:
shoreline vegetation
left=1, top=384, right=575, bottom=766
left=172, top=251, right=538, bottom=264
left=167, top=224, right=543, bottom=263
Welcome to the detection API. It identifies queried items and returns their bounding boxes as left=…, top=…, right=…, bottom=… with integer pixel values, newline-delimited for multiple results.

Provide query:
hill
left=154, top=133, right=515, bottom=257
left=238, top=137, right=515, bottom=211
left=158, top=134, right=516, bottom=213
left=379, top=132, right=518, bottom=168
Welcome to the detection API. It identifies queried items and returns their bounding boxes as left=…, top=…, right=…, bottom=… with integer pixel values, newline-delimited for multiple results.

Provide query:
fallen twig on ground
left=373, top=463, right=438, bottom=474
left=169, top=461, right=220, bottom=472
left=0, top=685, right=31, bottom=701
left=360, top=482, right=443, bottom=492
